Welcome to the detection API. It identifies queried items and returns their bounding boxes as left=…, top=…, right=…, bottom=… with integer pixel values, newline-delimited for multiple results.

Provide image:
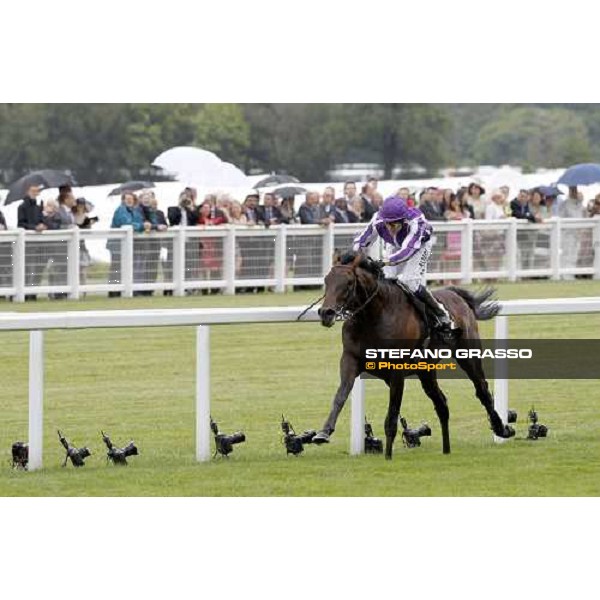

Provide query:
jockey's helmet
left=378, top=195, right=408, bottom=223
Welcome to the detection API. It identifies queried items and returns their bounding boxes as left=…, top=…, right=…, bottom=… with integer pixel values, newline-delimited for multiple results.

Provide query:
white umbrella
left=152, top=146, right=249, bottom=187
left=152, top=146, right=221, bottom=179
left=219, top=162, right=251, bottom=187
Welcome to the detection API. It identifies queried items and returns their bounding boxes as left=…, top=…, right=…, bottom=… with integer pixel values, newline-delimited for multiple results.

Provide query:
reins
left=348, top=278, right=379, bottom=319
left=296, top=293, right=326, bottom=321
left=296, top=263, right=380, bottom=321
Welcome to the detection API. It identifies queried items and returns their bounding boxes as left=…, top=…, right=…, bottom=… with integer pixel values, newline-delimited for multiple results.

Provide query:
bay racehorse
left=312, top=252, right=515, bottom=459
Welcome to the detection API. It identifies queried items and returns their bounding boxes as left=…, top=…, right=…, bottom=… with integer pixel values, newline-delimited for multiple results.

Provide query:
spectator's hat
left=468, top=179, right=486, bottom=195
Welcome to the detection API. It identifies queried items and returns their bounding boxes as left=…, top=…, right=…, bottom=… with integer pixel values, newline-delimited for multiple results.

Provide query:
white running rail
left=1, top=296, right=600, bottom=470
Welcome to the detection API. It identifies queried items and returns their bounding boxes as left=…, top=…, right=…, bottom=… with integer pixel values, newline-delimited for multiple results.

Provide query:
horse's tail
left=446, top=286, right=500, bottom=321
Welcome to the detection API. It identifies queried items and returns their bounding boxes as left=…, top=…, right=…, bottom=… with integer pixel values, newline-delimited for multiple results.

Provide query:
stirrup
left=439, top=319, right=458, bottom=331
left=435, top=321, right=460, bottom=342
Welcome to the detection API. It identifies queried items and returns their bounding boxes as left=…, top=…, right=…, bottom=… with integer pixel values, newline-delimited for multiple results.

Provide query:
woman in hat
left=466, top=181, right=487, bottom=219
left=466, top=181, right=488, bottom=272
left=352, top=195, right=458, bottom=335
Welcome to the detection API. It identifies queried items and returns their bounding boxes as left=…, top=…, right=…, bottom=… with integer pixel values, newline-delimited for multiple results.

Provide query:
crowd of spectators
left=2, top=177, right=600, bottom=300
left=0, top=183, right=97, bottom=300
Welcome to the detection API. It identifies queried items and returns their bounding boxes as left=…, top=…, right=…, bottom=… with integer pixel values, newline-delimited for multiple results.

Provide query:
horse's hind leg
left=384, top=377, right=404, bottom=460
left=418, top=372, right=451, bottom=454
left=314, top=352, right=360, bottom=443
left=457, top=357, right=514, bottom=439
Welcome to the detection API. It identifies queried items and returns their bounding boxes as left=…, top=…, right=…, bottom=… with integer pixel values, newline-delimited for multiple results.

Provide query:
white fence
left=1, top=218, right=600, bottom=301
left=2, top=296, right=600, bottom=471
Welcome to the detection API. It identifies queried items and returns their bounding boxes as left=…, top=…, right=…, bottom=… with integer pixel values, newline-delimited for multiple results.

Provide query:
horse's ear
left=351, top=253, right=363, bottom=268
left=332, top=249, right=341, bottom=265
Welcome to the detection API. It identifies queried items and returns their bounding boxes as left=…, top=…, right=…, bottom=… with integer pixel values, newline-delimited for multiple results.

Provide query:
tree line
left=1, top=103, right=599, bottom=186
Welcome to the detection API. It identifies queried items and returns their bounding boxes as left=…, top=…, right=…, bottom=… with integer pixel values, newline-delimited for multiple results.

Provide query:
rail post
left=507, top=220, right=518, bottom=282
left=493, top=315, right=509, bottom=444
left=350, top=377, right=365, bottom=455
left=28, top=330, right=44, bottom=470
left=275, top=225, right=287, bottom=293
left=68, top=228, right=81, bottom=300
left=593, top=218, right=600, bottom=280
left=196, top=325, right=211, bottom=462
left=223, top=226, right=236, bottom=295
left=461, top=219, right=473, bottom=284
left=123, top=227, right=134, bottom=298
left=550, top=218, right=561, bottom=281
left=322, top=223, right=335, bottom=276
left=173, top=227, right=186, bottom=297
left=14, top=229, right=26, bottom=302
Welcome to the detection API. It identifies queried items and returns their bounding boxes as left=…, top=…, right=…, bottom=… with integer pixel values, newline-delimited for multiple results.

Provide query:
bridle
left=297, top=263, right=380, bottom=321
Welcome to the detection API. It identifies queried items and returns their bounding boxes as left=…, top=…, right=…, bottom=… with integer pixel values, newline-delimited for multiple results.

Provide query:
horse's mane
left=339, top=251, right=385, bottom=279
left=337, top=251, right=404, bottom=302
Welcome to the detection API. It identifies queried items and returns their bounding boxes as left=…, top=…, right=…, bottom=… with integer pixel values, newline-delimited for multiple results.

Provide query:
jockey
left=352, top=195, right=457, bottom=334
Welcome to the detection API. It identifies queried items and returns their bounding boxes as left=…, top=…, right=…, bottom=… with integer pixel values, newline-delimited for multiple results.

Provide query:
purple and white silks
left=352, top=201, right=432, bottom=264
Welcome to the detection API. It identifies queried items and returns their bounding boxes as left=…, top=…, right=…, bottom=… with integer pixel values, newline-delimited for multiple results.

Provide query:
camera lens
left=123, top=442, right=139, bottom=457
left=418, top=424, right=432, bottom=437
left=229, top=432, right=246, bottom=445
left=298, top=430, right=316, bottom=444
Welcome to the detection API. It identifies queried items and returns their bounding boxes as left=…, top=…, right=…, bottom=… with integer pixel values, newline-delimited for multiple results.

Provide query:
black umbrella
left=253, top=174, right=300, bottom=189
left=273, top=185, right=307, bottom=198
left=108, top=181, right=155, bottom=196
left=4, top=169, right=77, bottom=205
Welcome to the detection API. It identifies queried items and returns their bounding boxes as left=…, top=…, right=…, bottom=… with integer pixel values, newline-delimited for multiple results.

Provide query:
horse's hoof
left=312, top=432, right=330, bottom=445
left=385, top=454, right=392, bottom=461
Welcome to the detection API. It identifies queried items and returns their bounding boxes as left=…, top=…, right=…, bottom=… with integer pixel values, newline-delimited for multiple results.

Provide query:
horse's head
left=318, top=252, right=381, bottom=327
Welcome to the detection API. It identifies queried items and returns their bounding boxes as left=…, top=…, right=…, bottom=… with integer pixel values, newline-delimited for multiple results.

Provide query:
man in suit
left=168, top=190, right=199, bottom=226
left=332, top=198, right=359, bottom=223
left=320, top=186, right=336, bottom=221
left=343, top=181, right=358, bottom=205
left=510, top=189, right=537, bottom=222
left=358, top=183, right=377, bottom=222
left=243, top=193, right=265, bottom=225
left=262, top=193, right=283, bottom=225
left=510, top=189, right=538, bottom=271
left=299, top=191, right=330, bottom=225
left=17, top=184, right=47, bottom=300
left=419, top=187, right=446, bottom=221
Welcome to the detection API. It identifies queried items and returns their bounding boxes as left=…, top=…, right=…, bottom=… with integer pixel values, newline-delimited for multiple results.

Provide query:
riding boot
left=414, top=286, right=457, bottom=332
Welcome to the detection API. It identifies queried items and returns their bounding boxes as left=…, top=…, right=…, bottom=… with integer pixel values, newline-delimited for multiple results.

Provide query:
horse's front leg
left=313, top=352, right=360, bottom=444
